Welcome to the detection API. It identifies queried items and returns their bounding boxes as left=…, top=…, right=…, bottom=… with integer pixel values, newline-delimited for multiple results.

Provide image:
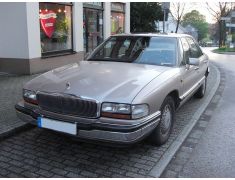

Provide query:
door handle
left=194, top=67, right=199, bottom=70
left=203, top=60, right=208, bottom=63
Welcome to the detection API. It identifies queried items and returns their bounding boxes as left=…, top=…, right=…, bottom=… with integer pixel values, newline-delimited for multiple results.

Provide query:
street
left=162, top=48, right=235, bottom=177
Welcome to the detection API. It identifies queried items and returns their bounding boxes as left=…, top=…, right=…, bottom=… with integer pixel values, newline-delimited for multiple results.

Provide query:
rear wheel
left=194, top=76, right=207, bottom=98
left=149, top=96, right=175, bottom=146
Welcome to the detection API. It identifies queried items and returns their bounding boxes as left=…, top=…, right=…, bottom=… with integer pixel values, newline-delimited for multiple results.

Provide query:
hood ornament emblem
left=66, top=82, right=71, bottom=89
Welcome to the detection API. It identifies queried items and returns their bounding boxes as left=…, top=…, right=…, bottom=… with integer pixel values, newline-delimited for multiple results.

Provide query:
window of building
left=39, top=2, right=73, bottom=56
left=111, top=3, right=125, bottom=35
left=83, top=3, right=104, bottom=53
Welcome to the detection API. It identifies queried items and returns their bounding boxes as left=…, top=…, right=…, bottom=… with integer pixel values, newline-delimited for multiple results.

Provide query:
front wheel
left=194, top=77, right=207, bottom=98
left=149, top=96, right=175, bottom=146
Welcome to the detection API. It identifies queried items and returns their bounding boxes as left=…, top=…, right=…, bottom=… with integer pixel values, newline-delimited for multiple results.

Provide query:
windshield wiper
left=160, top=62, right=173, bottom=66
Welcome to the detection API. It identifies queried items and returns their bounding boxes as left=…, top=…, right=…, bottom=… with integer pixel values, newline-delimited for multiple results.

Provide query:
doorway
left=83, top=8, right=103, bottom=53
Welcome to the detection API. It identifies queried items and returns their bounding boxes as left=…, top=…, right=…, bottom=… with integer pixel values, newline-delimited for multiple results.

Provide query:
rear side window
left=180, top=38, right=190, bottom=65
left=186, top=37, right=203, bottom=58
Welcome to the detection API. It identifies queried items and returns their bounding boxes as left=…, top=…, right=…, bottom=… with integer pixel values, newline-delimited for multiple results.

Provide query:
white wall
left=73, top=2, right=84, bottom=52
left=26, top=3, right=41, bottom=59
left=125, top=3, right=130, bottom=34
left=158, top=13, right=185, bottom=34
left=103, top=2, right=111, bottom=39
left=0, top=3, right=29, bottom=59
left=0, top=2, right=41, bottom=59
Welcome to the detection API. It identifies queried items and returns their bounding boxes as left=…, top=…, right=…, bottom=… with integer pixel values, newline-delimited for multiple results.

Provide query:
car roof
left=111, top=33, right=192, bottom=38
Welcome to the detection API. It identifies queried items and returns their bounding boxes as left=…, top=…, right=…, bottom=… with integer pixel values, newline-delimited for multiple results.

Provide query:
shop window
left=111, top=3, right=125, bottom=35
left=39, top=3, right=73, bottom=55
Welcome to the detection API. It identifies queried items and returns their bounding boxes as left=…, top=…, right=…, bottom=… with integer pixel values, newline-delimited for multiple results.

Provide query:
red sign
left=40, top=10, right=57, bottom=38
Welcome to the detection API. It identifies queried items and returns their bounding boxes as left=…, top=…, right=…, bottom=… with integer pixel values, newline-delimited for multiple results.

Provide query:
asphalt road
left=178, top=48, right=235, bottom=177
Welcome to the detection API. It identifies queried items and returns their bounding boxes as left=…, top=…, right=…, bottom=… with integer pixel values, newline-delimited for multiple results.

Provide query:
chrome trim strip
left=180, top=76, right=205, bottom=100
left=144, top=110, right=161, bottom=122
left=78, top=117, right=161, bottom=143
left=93, top=110, right=161, bottom=128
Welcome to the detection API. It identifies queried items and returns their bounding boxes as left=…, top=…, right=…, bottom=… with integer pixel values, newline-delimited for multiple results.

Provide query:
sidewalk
left=0, top=74, right=38, bottom=138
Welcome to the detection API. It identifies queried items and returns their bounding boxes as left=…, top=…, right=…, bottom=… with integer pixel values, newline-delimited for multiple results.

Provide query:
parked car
left=15, top=34, right=209, bottom=146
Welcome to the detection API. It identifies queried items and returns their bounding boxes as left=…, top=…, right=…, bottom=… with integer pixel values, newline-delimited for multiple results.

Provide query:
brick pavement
left=0, top=65, right=218, bottom=177
left=0, top=74, right=38, bottom=137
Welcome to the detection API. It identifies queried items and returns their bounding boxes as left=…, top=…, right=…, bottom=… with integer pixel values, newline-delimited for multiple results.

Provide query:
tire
left=149, top=96, right=175, bottom=146
left=194, top=76, right=207, bottom=98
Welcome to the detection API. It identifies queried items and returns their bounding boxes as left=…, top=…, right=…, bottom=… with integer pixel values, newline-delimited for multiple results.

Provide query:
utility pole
left=163, top=9, right=166, bottom=33
left=161, top=2, right=170, bottom=33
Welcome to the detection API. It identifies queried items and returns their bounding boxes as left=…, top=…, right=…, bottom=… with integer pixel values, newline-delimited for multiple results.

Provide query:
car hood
left=24, top=61, right=171, bottom=103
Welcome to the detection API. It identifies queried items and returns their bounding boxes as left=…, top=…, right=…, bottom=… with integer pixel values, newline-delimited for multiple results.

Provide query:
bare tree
left=206, top=2, right=234, bottom=22
left=206, top=2, right=235, bottom=46
left=170, top=2, right=186, bottom=33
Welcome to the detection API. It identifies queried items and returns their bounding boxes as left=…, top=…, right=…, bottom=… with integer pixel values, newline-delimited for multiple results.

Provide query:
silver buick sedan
left=15, top=34, right=209, bottom=146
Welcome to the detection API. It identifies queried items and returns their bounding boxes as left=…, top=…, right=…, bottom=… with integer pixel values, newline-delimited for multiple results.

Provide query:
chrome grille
left=37, top=92, right=98, bottom=118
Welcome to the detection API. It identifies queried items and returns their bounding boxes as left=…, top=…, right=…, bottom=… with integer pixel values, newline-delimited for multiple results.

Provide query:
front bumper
left=15, top=101, right=161, bottom=144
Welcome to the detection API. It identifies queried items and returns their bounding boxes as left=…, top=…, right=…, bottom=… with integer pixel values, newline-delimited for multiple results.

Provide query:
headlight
left=23, top=89, right=38, bottom=105
left=131, top=104, right=149, bottom=119
left=101, top=103, right=149, bottom=119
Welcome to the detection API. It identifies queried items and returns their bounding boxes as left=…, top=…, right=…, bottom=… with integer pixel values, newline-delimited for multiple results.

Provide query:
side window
left=186, top=37, right=203, bottom=58
left=180, top=38, right=190, bottom=65
left=118, top=39, right=131, bottom=57
left=95, top=38, right=116, bottom=58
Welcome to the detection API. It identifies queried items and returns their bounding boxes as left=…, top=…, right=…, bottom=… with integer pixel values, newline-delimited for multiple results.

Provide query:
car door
left=186, top=37, right=208, bottom=82
left=179, top=37, right=199, bottom=100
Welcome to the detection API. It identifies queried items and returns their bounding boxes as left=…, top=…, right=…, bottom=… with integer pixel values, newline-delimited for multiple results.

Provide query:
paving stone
left=66, top=172, right=83, bottom=178
left=198, top=120, right=209, bottom=128
left=180, top=146, right=193, bottom=153
left=120, top=165, right=140, bottom=173
left=6, top=173, right=21, bottom=178
left=0, top=168, right=9, bottom=176
left=21, top=171, right=40, bottom=178
left=0, top=161, right=10, bottom=168
left=134, top=163, right=152, bottom=171
left=126, top=172, right=145, bottom=178
left=167, top=163, right=183, bottom=172
left=35, top=169, right=54, bottom=178
left=0, top=156, right=11, bottom=162
left=189, top=130, right=203, bottom=139
left=80, top=170, right=99, bottom=178
left=163, top=170, right=178, bottom=178
left=51, top=168, right=68, bottom=176
left=8, top=166, right=24, bottom=174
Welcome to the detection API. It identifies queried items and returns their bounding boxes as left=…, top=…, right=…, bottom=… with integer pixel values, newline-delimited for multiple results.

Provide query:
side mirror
left=188, top=58, right=199, bottom=66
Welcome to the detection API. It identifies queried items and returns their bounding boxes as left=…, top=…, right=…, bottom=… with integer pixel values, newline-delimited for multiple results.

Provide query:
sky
left=170, top=2, right=225, bottom=24
left=188, top=2, right=218, bottom=23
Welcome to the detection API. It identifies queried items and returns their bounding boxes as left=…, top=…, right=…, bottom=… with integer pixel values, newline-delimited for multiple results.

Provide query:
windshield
left=88, top=36, right=178, bottom=66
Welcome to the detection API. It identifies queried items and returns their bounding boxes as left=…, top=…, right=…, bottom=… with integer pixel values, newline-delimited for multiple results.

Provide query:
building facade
left=157, top=13, right=186, bottom=34
left=0, top=2, right=130, bottom=74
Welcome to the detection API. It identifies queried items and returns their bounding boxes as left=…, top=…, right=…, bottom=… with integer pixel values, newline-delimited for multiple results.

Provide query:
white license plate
left=37, top=117, right=77, bottom=135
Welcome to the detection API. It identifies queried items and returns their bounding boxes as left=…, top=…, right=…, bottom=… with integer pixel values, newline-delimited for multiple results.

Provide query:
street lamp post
left=161, top=2, right=170, bottom=33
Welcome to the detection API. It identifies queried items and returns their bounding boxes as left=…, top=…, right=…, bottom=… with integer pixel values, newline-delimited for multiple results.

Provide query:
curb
left=149, top=63, right=221, bottom=178
left=0, top=123, right=34, bottom=142
left=211, top=50, right=235, bottom=55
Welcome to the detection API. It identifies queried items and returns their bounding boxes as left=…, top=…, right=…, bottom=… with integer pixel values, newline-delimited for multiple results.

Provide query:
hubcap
left=160, top=105, right=172, bottom=134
